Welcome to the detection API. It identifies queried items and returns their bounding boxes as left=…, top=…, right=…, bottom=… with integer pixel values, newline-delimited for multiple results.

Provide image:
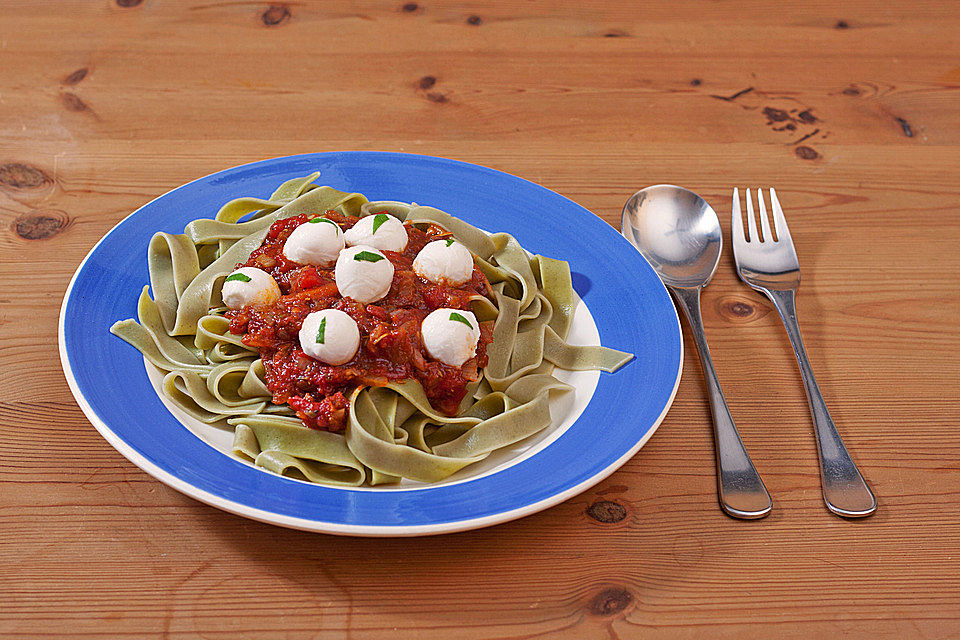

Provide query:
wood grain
left=1, top=0, right=958, bottom=638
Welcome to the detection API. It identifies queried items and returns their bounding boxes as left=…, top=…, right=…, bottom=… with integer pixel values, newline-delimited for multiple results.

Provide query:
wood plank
left=0, top=0, right=958, bottom=637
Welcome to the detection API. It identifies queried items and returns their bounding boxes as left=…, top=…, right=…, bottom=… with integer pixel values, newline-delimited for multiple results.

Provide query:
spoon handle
left=670, top=286, right=773, bottom=519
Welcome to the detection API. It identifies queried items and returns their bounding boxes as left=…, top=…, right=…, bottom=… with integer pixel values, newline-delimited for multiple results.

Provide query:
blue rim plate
left=58, top=152, right=682, bottom=536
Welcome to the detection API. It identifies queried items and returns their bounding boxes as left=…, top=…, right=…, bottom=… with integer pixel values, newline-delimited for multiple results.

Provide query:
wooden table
left=2, top=1, right=958, bottom=637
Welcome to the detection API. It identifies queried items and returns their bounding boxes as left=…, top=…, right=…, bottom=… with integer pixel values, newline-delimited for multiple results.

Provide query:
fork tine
left=745, top=188, right=759, bottom=242
left=757, top=188, right=773, bottom=242
left=769, top=188, right=793, bottom=243
left=732, top=188, right=745, bottom=243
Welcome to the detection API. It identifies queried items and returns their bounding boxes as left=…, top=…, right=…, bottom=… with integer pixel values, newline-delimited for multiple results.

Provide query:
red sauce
left=226, top=211, right=494, bottom=432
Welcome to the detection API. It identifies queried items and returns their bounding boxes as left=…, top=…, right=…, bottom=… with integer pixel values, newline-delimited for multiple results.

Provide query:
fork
left=731, top=188, right=877, bottom=518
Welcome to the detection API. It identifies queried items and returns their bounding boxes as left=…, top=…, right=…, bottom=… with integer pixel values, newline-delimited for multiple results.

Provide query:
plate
left=59, top=152, right=682, bottom=536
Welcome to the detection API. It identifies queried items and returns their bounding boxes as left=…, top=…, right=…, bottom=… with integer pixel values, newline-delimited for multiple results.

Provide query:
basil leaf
left=372, top=213, right=389, bottom=234
left=316, top=317, right=327, bottom=344
left=308, top=216, right=338, bottom=228
left=225, top=273, right=252, bottom=283
left=449, top=312, right=473, bottom=330
left=445, top=238, right=455, bottom=247
left=354, top=251, right=385, bottom=263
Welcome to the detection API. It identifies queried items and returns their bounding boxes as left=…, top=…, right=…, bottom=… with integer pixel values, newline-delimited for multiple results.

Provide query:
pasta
left=111, top=173, right=633, bottom=486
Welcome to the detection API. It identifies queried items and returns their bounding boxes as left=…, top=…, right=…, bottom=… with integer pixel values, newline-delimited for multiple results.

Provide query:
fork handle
left=670, top=286, right=772, bottom=520
left=764, top=288, right=877, bottom=518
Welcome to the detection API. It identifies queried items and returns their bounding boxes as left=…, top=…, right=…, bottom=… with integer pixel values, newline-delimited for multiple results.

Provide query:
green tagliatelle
left=110, top=174, right=633, bottom=487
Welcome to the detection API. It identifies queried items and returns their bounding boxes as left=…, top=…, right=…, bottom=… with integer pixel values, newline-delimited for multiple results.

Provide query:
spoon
left=622, top=185, right=773, bottom=519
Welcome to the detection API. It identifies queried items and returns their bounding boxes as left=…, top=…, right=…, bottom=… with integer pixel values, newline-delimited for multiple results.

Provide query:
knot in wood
left=896, top=117, right=914, bottom=138
left=763, top=107, right=789, bottom=123
left=262, top=4, right=290, bottom=26
left=14, top=210, right=69, bottom=240
left=61, top=92, right=89, bottom=112
left=842, top=85, right=861, bottom=96
left=63, top=68, right=89, bottom=85
left=586, top=500, right=627, bottom=523
left=0, top=163, right=50, bottom=189
left=116, top=0, right=143, bottom=6
left=426, top=91, right=448, bottom=103
left=717, top=296, right=768, bottom=323
left=835, top=20, right=850, bottom=29
left=588, top=587, right=633, bottom=617
left=466, top=15, right=482, bottom=25
left=729, top=301, right=753, bottom=317
left=418, top=75, right=436, bottom=89
left=689, top=78, right=702, bottom=86
left=401, top=2, right=419, bottom=13
left=795, top=145, right=820, bottom=160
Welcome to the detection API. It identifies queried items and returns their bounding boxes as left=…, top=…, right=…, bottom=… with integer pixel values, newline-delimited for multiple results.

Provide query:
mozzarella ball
left=221, top=267, right=280, bottom=310
left=343, top=213, right=408, bottom=252
left=298, top=309, right=360, bottom=365
left=334, top=245, right=395, bottom=303
left=421, top=308, right=481, bottom=367
left=413, top=239, right=475, bottom=286
left=282, top=217, right=344, bottom=267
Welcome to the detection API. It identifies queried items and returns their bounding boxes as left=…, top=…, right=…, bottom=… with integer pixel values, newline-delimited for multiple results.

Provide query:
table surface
left=2, top=1, right=959, bottom=638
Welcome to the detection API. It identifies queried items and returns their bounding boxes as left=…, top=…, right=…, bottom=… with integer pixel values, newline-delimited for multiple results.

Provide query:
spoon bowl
left=621, top=185, right=722, bottom=289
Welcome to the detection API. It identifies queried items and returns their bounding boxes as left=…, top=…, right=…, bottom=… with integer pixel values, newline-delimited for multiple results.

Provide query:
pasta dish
left=111, top=173, right=631, bottom=486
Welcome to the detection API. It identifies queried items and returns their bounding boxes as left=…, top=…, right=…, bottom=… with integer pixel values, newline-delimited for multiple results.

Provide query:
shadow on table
left=188, top=468, right=718, bottom=637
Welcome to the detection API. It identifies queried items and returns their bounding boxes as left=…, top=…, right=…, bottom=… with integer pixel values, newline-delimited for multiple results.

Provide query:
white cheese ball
left=334, top=245, right=395, bottom=303
left=413, top=239, right=475, bottom=286
left=221, top=267, right=280, bottom=310
left=421, top=308, right=481, bottom=367
left=298, top=309, right=360, bottom=365
left=343, top=213, right=408, bottom=252
left=282, top=217, right=344, bottom=267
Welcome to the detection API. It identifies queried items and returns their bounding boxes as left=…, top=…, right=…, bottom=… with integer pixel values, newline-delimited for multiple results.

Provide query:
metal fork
left=731, top=188, right=877, bottom=518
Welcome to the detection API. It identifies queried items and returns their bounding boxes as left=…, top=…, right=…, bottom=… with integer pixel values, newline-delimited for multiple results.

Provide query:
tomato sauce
left=226, top=211, right=494, bottom=432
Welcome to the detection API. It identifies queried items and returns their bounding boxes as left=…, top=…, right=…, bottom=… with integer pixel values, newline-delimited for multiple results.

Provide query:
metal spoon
left=622, top=185, right=773, bottom=519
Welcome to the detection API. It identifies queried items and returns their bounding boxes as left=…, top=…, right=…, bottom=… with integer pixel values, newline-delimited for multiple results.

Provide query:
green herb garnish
left=225, top=273, right=252, bottom=283
left=445, top=238, right=455, bottom=247
left=316, top=317, right=327, bottom=344
left=449, top=312, right=473, bottom=329
left=354, top=251, right=385, bottom=263
left=372, top=213, right=389, bottom=234
left=308, top=216, right=338, bottom=227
